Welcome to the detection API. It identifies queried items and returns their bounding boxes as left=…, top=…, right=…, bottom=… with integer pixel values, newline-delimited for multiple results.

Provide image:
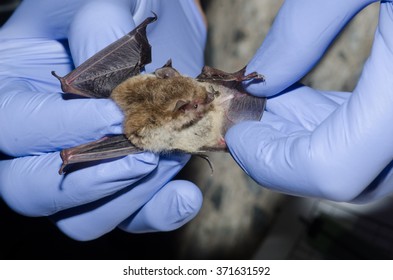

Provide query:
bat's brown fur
left=111, top=74, right=225, bottom=152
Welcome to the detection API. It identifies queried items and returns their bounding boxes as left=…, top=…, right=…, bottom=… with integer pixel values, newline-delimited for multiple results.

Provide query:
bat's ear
left=173, top=99, right=190, bottom=113
left=154, top=59, right=181, bottom=79
left=205, top=90, right=217, bottom=104
left=162, top=59, right=173, bottom=68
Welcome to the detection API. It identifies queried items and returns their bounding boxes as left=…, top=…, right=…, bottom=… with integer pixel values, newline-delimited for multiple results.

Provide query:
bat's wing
left=59, top=135, right=142, bottom=174
left=52, top=14, right=157, bottom=98
left=197, top=66, right=267, bottom=142
left=223, top=89, right=266, bottom=132
left=54, top=15, right=157, bottom=174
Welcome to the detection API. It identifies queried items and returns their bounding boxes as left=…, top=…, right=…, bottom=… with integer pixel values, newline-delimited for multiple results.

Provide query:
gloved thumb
left=225, top=113, right=321, bottom=197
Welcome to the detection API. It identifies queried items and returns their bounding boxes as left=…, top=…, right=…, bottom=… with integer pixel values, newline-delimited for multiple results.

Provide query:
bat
left=52, top=14, right=266, bottom=174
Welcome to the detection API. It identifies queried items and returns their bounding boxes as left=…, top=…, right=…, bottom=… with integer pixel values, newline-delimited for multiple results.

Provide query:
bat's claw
left=196, top=154, right=214, bottom=175
left=244, top=72, right=265, bottom=82
left=58, top=164, right=66, bottom=175
left=51, top=71, right=62, bottom=80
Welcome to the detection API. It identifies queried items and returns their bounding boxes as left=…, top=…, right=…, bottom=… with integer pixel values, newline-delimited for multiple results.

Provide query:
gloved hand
left=226, top=0, right=393, bottom=202
left=0, top=0, right=206, bottom=240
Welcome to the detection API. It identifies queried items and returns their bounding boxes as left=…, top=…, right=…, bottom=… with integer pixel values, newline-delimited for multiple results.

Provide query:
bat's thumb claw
left=244, top=72, right=265, bottom=83
left=51, top=71, right=62, bottom=80
left=58, top=164, right=66, bottom=175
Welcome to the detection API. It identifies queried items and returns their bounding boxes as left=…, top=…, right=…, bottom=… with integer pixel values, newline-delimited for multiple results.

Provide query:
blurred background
left=2, top=0, right=393, bottom=259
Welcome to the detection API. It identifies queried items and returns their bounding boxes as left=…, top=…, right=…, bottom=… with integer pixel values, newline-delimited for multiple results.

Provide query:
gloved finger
left=319, top=90, right=351, bottom=105
left=142, top=0, right=207, bottom=76
left=266, top=84, right=348, bottom=130
left=119, top=180, right=203, bottom=233
left=67, top=0, right=206, bottom=76
left=227, top=105, right=393, bottom=202
left=0, top=152, right=158, bottom=217
left=245, top=0, right=377, bottom=96
left=53, top=154, right=190, bottom=241
left=0, top=0, right=91, bottom=40
left=226, top=120, right=332, bottom=199
left=68, top=0, right=136, bottom=67
left=256, top=111, right=306, bottom=135
left=0, top=38, right=73, bottom=94
left=0, top=87, right=123, bottom=156
left=350, top=160, right=393, bottom=203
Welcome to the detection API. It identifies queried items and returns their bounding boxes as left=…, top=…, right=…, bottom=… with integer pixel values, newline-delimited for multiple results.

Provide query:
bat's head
left=152, top=62, right=221, bottom=130
left=168, top=82, right=218, bottom=124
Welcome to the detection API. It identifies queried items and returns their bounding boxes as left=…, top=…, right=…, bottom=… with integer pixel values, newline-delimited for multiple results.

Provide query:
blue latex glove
left=0, top=0, right=206, bottom=240
left=226, top=0, right=393, bottom=202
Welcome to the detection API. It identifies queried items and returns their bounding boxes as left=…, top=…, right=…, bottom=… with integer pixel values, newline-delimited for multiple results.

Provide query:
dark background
left=0, top=199, right=184, bottom=259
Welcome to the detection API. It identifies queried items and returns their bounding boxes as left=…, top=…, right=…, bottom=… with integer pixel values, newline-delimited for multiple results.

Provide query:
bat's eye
left=194, top=104, right=198, bottom=109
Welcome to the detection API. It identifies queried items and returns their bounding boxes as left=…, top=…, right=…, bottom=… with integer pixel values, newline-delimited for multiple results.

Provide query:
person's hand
left=0, top=0, right=206, bottom=240
left=226, top=0, right=393, bottom=202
